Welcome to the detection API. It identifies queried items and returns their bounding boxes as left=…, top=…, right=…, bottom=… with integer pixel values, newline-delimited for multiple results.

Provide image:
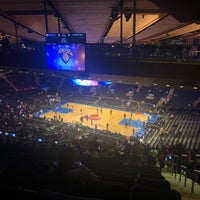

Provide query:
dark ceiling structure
left=0, top=0, right=200, bottom=45
left=0, top=0, right=200, bottom=90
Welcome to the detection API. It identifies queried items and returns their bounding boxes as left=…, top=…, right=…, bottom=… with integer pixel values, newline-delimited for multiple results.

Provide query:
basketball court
left=40, top=102, right=152, bottom=137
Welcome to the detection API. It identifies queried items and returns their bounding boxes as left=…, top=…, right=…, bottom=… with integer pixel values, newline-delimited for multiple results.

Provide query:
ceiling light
left=27, top=29, right=33, bottom=33
left=124, top=9, right=132, bottom=22
left=111, top=8, right=119, bottom=21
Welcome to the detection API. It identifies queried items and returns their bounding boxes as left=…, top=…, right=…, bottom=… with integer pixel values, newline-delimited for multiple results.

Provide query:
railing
left=167, top=154, right=200, bottom=193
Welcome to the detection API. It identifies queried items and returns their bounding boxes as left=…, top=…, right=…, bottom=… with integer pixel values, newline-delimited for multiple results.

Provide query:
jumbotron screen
left=45, top=33, right=86, bottom=72
left=46, top=43, right=85, bottom=72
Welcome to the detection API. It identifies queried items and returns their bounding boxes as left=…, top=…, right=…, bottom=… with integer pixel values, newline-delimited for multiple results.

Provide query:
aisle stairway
left=162, top=168, right=200, bottom=200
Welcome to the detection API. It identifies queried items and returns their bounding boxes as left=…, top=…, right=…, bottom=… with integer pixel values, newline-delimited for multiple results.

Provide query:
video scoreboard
left=46, top=33, right=86, bottom=44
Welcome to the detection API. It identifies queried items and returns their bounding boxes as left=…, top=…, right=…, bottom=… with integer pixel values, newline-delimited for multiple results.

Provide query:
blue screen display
left=46, top=43, right=85, bottom=72
left=71, top=79, right=99, bottom=86
left=71, top=79, right=112, bottom=86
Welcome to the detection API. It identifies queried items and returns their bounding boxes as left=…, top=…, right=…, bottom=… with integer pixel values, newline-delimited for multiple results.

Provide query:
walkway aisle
left=162, top=169, right=200, bottom=200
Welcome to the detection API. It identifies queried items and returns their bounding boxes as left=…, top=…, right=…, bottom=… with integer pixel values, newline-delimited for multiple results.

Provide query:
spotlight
left=124, top=9, right=132, bottom=22
left=111, top=8, right=119, bottom=21
left=27, top=29, right=33, bottom=33
left=5, top=132, right=9, bottom=136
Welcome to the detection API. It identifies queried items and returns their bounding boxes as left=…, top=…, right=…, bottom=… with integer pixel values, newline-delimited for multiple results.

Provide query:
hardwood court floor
left=43, top=102, right=148, bottom=137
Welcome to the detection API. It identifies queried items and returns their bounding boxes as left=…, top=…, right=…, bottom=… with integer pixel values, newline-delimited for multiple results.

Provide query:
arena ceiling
left=0, top=0, right=200, bottom=90
left=0, top=0, right=200, bottom=45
